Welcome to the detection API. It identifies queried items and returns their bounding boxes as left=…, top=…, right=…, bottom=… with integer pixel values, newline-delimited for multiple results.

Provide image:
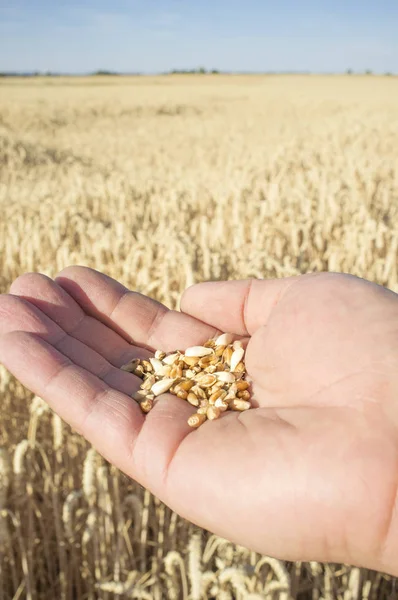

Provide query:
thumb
left=180, top=277, right=300, bottom=336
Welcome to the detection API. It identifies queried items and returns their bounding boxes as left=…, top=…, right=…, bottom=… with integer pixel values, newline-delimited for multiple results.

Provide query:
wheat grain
left=149, top=357, right=164, bottom=373
left=187, top=392, right=199, bottom=407
left=128, top=333, right=251, bottom=426
left=120, top=358, right=140, bottom=373
left=162, top=353, right=180, bottom=365
left=230, top=348, right=245, bottom=372
left=139, top=398, right=154, bottom=413
left=230, top=399, right=251, bottom=411
left=151, top=378, right=175, bottom=396
left=215, top=333, right=234, bottom=346
left=184, top=346, right=214, bottom=357
left=187, top=413, right=207, bottom=428
left=214, top=398, right=229, bottom=411
left=193, top=373, right=217, bottom=388
left=214, top=371, right=236, bottom=383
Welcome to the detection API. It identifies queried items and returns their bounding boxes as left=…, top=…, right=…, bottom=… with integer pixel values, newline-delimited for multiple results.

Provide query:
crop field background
left=0, top=74, right=398, bottom=599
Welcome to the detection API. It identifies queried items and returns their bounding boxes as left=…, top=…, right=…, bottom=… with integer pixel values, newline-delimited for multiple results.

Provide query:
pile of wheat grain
left=0, top=74, right=397, bottom=598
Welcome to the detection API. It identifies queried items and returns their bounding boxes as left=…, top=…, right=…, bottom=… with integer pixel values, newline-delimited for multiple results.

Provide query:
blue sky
left=0, top=0, right=397, bottom=74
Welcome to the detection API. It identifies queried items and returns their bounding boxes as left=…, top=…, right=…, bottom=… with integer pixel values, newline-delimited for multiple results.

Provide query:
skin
left=0, top=267, right=398, bottom=576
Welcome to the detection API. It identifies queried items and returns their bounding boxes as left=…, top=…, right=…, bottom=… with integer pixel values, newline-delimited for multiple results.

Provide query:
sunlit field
left=1, top=74, right=398, bottom=599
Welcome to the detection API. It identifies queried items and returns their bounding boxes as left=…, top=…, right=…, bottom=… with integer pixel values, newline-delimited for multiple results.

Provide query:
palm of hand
left=0, top=268, right=397, bottom=575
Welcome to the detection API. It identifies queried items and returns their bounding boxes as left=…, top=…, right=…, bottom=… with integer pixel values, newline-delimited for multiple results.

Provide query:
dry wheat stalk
left=82, top=509, right=97, bottom=546
left=82, top=448, right=99, bottom=506
left=96, top=570, right=138, bottom=594
left=219, top=568, right=256, bottom=599
left=62, top=490, right=83, bottom=542
left=0, top=449, right=10, bottom=510
left=202, top=535, right=227, bottom=565
left=122, top=493, right=143, bottom=540
left=218, top=591, right=234, bottom=600
left=344, top=567, right=361, bottom=600
left=96, top=578, right=153, bottom=600
left=201, top=570, right=218, bottom=598
left=254, top=556, right=290, bottom=597
left=164, top=551, right=188, bottom=600
left=52, top=413, right=63, bottom=452
left=13, top=440, right=30, bottom=476
left=0, top=449, right=11, bottom=547
left=263, top=579, right=290, bottom=599
left=28, top=396, right=50, bottom=446
left=188, top=532, right=202, bottom=600
left=1, top=510, right=32, bottom=599
left=122, top=333, right=251, bottom=427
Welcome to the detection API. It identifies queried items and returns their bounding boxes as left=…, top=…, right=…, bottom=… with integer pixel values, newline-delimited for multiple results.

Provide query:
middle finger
left=10, top=272, right=147, bottom=368
left=0, top=293, right=144, bottom=397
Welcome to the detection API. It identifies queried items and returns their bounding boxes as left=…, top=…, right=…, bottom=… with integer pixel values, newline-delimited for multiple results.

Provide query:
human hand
left=0, top=268, right=397, bottom=576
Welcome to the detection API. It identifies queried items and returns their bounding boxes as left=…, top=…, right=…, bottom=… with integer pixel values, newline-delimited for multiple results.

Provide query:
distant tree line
left=91, top=70, right=120, bottom=76
left=167, top=67, right=220, bottom=74
left=0, top=69, right=396, bottom=78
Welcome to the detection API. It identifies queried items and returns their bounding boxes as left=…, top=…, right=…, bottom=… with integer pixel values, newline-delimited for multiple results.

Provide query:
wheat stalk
left=82, top=448, right=98, bottom=507
left=187, top=532, right=202, bottom=600
left=164, top=551, right=188, bottom=600
left=0, top=449, right=11, bottom=548
left=13, top=440, right=30, bottom=476
left=62, top=490, right=83, bottom=542
left=52, top=413, right=63, bottom=452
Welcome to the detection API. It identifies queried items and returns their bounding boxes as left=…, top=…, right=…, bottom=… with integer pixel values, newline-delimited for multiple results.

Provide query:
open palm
left=0, top=267, right=398, bottom=576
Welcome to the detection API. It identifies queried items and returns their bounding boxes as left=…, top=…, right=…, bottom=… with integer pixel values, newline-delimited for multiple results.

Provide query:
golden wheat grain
left=131, top=335, right=251, bottom=427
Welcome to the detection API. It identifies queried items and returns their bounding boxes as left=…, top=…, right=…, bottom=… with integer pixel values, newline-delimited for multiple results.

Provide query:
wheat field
left=0, top=74, right=398, bottom=599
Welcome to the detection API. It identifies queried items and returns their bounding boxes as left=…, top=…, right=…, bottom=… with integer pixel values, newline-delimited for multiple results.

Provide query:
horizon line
left=1, top=68, right=397, bottom=77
